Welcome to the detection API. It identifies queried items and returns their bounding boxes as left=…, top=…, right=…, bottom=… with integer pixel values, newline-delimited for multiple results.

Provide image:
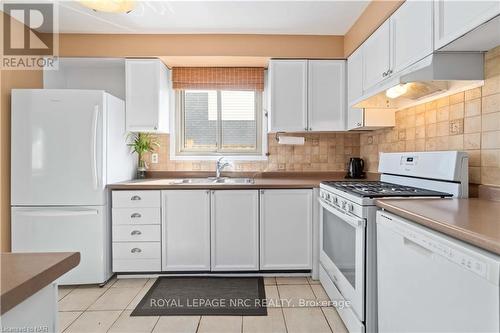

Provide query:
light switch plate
left=151, top=153, right=159, bottom=164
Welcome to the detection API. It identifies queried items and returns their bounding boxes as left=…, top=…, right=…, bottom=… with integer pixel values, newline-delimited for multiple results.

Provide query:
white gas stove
left=318, top=151, right=469, bottom=333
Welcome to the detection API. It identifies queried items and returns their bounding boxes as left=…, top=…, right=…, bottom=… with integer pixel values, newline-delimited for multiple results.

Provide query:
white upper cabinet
left=211, top=190, right=259, bottom=271
left=347, top=108, right=365, bottom=130
left=308, top=60, right=346, bottom=131
left=347, top=46, right=364, bottom=105
left=269, top=60, right=308, bottom=132
left=125, top=59, right=170, bottom=133
left=347, top=46, right=367, bottom=130
left=434, top=0, right=500, bottom=50
left=391, top=0, right=433, bottom=74
left=162, top=190, right=211, bottom=271
left=269, top=59, right=346, bottom=132
left=363, top=20, right=391, bottom=91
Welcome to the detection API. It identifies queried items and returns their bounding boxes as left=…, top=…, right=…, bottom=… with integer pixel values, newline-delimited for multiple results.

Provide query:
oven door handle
left=319, top=199, right=366, bottom=229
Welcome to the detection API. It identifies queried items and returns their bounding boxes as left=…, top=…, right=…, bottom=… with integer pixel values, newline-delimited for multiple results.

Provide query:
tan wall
left=0, top=12, right=45, bottom=251
left=58, top=34, right=345, bottom=60
left=344, top=0, right=404, bottom=57
left=0, top=70, right=43, bottom=252
left=145, top=133, right=360, bottom=173
left=360, top=46, right=500, bottom=186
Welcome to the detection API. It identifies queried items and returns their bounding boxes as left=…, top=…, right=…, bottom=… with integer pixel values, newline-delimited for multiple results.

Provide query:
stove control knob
left=326, top=193, right=331, bottom=201
left=341, top=201, right=347, bottom=210
left=348, top=203, right=354, bottom=213
left=333, top=197, right=339, bottom=205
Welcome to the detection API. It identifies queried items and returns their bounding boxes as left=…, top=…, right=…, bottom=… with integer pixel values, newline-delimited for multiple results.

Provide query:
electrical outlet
left=449, top=119, right=464, bottom=135
left=151, top=153, right=159, bottom=164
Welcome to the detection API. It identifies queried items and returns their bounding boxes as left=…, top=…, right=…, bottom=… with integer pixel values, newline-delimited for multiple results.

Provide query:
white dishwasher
left=376, top=210, right=500, bottom=333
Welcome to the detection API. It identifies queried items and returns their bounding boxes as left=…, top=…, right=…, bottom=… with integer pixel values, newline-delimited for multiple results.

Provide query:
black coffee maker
left=346, top=157, right=365, bottom=179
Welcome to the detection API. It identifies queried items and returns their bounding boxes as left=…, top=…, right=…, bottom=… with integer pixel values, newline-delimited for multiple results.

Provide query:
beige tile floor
left=58, top=277, right=348, bottom=333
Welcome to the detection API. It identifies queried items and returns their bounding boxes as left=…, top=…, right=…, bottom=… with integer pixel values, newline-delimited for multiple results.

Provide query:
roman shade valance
left=172, top=67, right=265, bottom=91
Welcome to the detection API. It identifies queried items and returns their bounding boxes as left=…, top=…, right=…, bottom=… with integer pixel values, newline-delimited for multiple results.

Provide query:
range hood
left=353, top=52, right=484, bottom=109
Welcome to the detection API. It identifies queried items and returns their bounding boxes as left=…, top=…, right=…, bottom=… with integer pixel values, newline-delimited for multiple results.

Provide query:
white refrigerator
left=11, top=89, right=135, bottom=285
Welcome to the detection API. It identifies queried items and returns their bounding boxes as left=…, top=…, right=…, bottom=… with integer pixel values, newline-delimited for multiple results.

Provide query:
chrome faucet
left=215, top=157, right=231, bottom=179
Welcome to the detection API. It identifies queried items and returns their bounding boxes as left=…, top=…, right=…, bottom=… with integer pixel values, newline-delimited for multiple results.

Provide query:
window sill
left=170, top=154, right=268, bottom=161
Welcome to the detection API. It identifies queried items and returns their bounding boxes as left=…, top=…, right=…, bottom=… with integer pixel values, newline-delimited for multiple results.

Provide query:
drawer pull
left=130, top=248, right=142, bottom=253
left=130, top=195, right=142, bottom=201
left=130, top=213, right=142, bottom=218
left=131, top=230, right=142, bottom=236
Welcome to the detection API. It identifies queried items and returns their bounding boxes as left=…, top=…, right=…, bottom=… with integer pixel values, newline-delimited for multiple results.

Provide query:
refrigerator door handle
left=91, top=105, right=99, bottom=190
left=15, top=208, right=99, bottom=217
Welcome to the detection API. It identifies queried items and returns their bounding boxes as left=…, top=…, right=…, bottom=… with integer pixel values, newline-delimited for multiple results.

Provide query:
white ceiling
left=54, top=1, right=369, bottom=35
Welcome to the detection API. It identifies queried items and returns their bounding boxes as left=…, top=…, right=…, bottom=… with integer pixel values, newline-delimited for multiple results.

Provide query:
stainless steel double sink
left=168, top=177, right=254, bottom=185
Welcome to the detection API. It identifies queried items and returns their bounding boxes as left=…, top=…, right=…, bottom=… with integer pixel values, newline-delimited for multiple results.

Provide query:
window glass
left=179, top=90, right=261, bottom=155
left=221, top=91, right=257, bottom=151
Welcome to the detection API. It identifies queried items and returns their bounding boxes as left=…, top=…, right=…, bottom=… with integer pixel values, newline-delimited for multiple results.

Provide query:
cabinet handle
left=131, top=230, right=142, bottom=236
left=130, top=195, right=141, bottom=201
left=130, top=248, right=142, bottom=253
left=388, top=69, right=393, bottom=75
left=382, top=71, right=387, bottom=77
left=304, top=127, right=308, bottom=131
left=356, top=122, right=362, bottom=127
left=206, top=190, right=210, bottom=194
left=309, top=127, right=312, bottom=131
left=130, top=213, right=141, bottom=218
left=260, top=190, right=265, bottom=194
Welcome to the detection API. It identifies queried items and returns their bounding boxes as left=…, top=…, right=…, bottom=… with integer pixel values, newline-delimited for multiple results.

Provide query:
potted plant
left=127, top=132, right=160, bottom=179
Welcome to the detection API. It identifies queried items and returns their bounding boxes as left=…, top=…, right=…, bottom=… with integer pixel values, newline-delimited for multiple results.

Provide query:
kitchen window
left=176, top=89, right=263, bottom=156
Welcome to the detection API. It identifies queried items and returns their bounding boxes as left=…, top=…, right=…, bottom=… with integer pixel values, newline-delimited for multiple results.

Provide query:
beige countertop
left=108, top=171, right=380, bottom=190
left=376, top=198, right=500, bottom=256
left=1, top=252, right=80, bottom=314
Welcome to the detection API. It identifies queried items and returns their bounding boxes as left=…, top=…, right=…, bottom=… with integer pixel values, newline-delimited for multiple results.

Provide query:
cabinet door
left=162, top=190, right=211, bottom=271
left=260, top=189, right=312, bottom=270
left=308, top=60, right=346, bottom=131
left=391, top=0, right=433, bottom=74
left=363, top=21, right=391, bottom=91
left=347, top=107, right=364, bottom=130
left=434, top=0, right=500, bottom=50
left=347, top=46, right=364, bottom=105
left=125, top=59, right=169, bottom=133
left=211, top=190, right=259, bottom=271
left=269, top=60, right=308, bottom=132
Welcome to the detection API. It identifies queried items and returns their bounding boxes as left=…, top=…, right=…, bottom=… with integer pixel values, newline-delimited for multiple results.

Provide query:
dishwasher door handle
left=403, top=237, right=433, bottom=257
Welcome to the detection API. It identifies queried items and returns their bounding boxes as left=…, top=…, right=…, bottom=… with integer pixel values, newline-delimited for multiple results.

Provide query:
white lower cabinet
left=112, top=189, right=314, bottom=273
left=112, top=190, right=162, bottom=272
left=260, top=189, right=313, bottom=270
left=161, top=190, right=211, bottom=271
left=113, top=242, right=161, bottom=272
left=211, top=190, right=259, bottom=271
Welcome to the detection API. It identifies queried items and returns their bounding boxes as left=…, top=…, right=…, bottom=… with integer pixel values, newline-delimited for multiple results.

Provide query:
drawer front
left=112, top=208, right=160, bottom=225
left=112, top=191, right=161, bottom=208
left=113, top=225, right=161, bottom=242
left=113, top=259, right=161, bottom=272
left=113, top=242, right=161, bottom=259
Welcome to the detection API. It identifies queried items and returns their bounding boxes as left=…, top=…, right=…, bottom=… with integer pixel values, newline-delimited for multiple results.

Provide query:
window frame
left=175, top=89, right=264, bottom=158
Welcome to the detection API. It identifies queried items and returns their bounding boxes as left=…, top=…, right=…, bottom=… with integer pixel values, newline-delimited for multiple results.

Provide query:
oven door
left=319, top=198, right=366, bottom=320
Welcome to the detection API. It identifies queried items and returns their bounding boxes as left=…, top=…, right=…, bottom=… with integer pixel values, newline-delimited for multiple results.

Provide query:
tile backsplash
left=144, top=132, right=361, bottom=173
left=360, top=46, right=500, bottom=186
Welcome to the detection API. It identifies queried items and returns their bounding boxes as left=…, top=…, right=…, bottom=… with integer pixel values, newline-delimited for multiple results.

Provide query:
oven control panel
left=319, top=188, right=364, bottom=218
